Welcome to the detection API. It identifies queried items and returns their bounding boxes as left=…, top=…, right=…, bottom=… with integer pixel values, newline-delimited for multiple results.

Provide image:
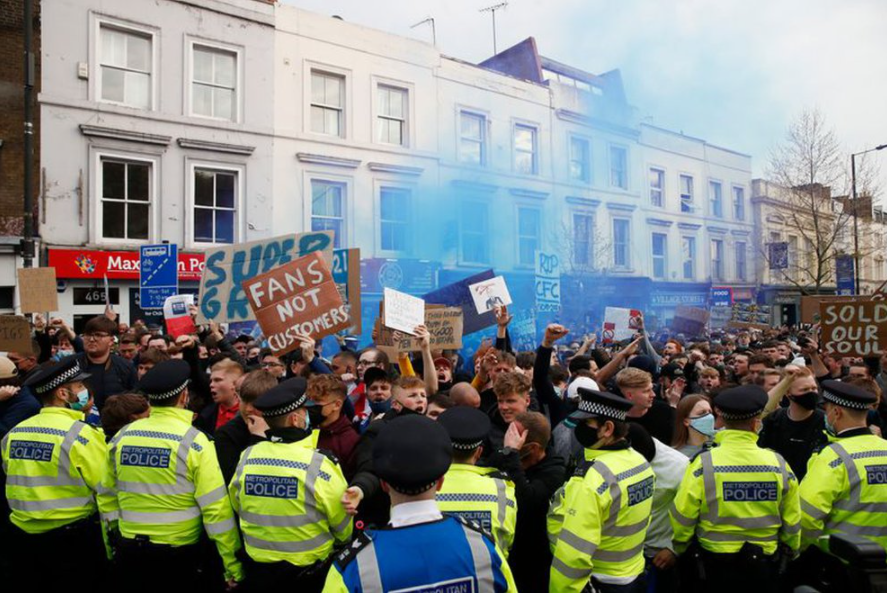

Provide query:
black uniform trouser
left=114, top=536, right=204, bottom=593
left=584, top=574, right=647, bottom=593
left=694, top=547, right=778, bottom=593
left=10, top=515, right=107, bottom=589
left=240, top=553, right=330, bottom=593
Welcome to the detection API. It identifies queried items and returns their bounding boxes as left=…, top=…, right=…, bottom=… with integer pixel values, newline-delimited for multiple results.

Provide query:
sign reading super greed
left=48, top=248, right=205, bottom=281
left=197, top=231, right=334, bottom=323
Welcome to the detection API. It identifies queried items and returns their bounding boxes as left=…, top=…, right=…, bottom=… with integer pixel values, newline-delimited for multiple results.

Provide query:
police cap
left=821, top=380, right=877, bottom=410
left=137, top=359, right=190, bottom=402
left=24, top=357, right=91, bottom=396
left=254, top=377, right=309, bottom=417
left=373, top=415, right=452, bottom=495
left=714, top=384, right=767, bottom=420
left=437, top=407, right=490, bottom=452
left=569, top=388, right=634, bottom=422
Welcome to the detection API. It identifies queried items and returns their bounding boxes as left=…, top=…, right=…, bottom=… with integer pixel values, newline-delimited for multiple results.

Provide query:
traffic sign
left=140, top=243, right=178, bottom=310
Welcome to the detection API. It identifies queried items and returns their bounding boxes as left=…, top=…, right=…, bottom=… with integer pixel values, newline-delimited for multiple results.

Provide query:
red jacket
left=317, top=414, right=360, bottom=479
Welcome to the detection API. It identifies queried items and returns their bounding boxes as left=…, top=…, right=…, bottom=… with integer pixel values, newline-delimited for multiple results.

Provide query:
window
left=100, top=158, right=150, bottom=241
left=311, top=71, right=344, bottom=136
left=100, top=25, right=152, bottom=109
left=613, top=218, right=630, bottom=268
left=610, top=145, right=628, bottom=189
left=380, top=187, right=411, bottom=252
left=733, top=186, right=745, bottom=221
left=711, top=239, right=724, bottom=281
left=735, top=241, right=747, bottom=281
left=459, top=112, right=486, bottom=165
left=377, top=85, right=407, bottom=146
left=193, top=169, right=236, bottom=244
left=311, top=180, right=345, bottom=248
left=788, top=235, right=799, bottom=279
left=461, top=201, right=489, bottom=263
left=649, top=168, right=665, bottom=207
left=513, top=124, right=538, bottom=175
left=517, top=208, right=541, bottom=266
left=573, top=213, right=595, bottom=268
left=710, top=181, right=723, bottom=218
left=569, top=136, right=590, bottom=182
left=682, top=236, right=696, bottom=280
left=652, top=233, right=667, bottom=279
left=192, top=45, right=237, bottom=121
left=680, top=174, right=694, bottom=213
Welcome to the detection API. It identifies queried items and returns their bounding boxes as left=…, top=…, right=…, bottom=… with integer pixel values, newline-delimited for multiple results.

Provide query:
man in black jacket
left=498, top=410, right=566, bottom=592
left=77, top=315, right=136, bottom=410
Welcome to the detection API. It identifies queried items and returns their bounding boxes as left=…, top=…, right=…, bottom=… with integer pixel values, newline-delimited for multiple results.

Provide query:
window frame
left=92, top=16, right=159, bottom=110
left=651, top=232, right=668, bottom=279
left=572, top=211, right=596, bottom=270
left=515, top=206, right=542, bottom=268
left=680, top=173, right=694, bottom=213
left=457, top=108, right=488, bottom=166
left=568, top=134, right=591, bottom=183
left=460, top=198, right=490, bottom=265
left=709, top=179, right=723, bottom=218
left=682, top=236, right=696, bottom=280
left=377, top=183, right=414, bottom=255
left=711, top=238, right=725, bottom=282
left=305, top=62, right=351, bottom=139
left=512, top=121, right=539, bottom=176
left=612, top=217, right=631, bottom=270
left=374, top=81, right=410, bottom=147
left=91, top=148, right=160, bottom=246
left=186, top=37, right=243, bottom=123
left=609, top=144, right=629, bottom=190
left=308, top=177, right=349, bottom=249
left=732, top=184, right=746, bottom=221
left=649, top=166, right=665, bottom=208
left=735, top=241, right=747, bottom=282
left=185, top=159, right=245, bottom=248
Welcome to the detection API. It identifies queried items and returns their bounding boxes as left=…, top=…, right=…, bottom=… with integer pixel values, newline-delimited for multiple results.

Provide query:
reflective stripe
left=5, top=474, right=85, bottom=487
left=205, top=517, right=237, bottom=535
left=461, top=523, right=494, bottom=591
left=356, top=539, right=384, bottom=593
left=781, top=522, right=801, bottom=536
left=230, top=445, right=255, bottom=511
left=332, top=515, right=351, bottom=535
left=196, top=485, right=227, bottom=508
left=594, top=542, right=644, bottom=563
left=670, top=502, right=696, bottom=527
left=4, top=422, right=89, bottom=489
left=590, top=460, right=622, bottom=527
left=238, top=508, right=324, bottom=528
left=102, top=510, right=120, bottom=522
left=833, top=499, right=887, bottom=513
left=303, top=452, right=324, bottom=511
left=121, top=507, right=201, bottom=523
left=8, top=496, right=92, bottom=511
left=493, top=477, right=508, bottom=544
left=801, top=499, right=828, bottom=521
left=776, top=455, right=790, bottom=493
left=244, top=532, right=332, bottom=553
left=559, top=528, right=598, bottom=556
left=57, top=422, right=86, bottom=482
left=116, top=480, right=195, bottom=496
left=700, top=452, right=718, bottom=518
left=610, top=519, right=649, bottom=537
left=699, top=529, right=778, bottom=542
left=828, top=522, right=886, bottom=537
left=177, top=428, right=199, bottom=482
left=714, top=515, right=780, bottom=529
left=551, top=556, right=593, bottom=580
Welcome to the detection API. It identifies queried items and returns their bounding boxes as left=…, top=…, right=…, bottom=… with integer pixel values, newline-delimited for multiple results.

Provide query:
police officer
left=435, top=406, right=518, bottom=555
left=323, top=414, right=517, bottom=592
left=108, top=360, right=243, bottom=591
left=1, top=357, right=116, bottom=589
left=548, top=388, right=656, bottom=593
left=229, top=378, right=352, bottom=591
left=797, top=380, right=886, bottom=589
left=669, top=385, right=800, bottom=593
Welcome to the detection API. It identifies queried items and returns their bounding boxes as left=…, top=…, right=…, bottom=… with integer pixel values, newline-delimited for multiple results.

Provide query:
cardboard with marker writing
left=0, top=316, right=33, bottom=353
left=17, top=267, right=58, bottom=313
left=819, top=300, right=887, bottom=357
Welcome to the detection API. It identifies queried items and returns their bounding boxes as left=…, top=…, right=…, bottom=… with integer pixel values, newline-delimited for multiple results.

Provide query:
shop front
left=648, top=282, right=712, bottom=326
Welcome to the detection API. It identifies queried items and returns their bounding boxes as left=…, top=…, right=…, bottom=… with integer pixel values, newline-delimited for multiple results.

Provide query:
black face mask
left=574, top=423, right=602, bottom=448
left=307, top=405, right=325, bottom=427
left=789, top=391, right=818, bottom=410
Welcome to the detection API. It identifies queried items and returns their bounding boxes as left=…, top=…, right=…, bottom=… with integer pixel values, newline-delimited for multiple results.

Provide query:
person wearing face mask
left=548, top=388, right=656, bottom=593
left=108, top=360, right=244, bottom=591
left=671, top=394, right=716, bottom=459
left=229, top=377, right=351, bottom=592
left=670, top=385, right=800, bottom=593
left=757, top=367, right=826, bottom=480
left=307, top=374, right=359, bottom=479
left=2, top=357, right=117, bottom=590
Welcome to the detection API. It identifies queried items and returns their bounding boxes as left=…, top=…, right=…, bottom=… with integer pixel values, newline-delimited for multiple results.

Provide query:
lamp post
left=851, top=144, right=887, bottom=294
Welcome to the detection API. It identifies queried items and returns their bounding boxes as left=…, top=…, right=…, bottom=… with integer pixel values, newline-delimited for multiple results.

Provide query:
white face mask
left=69, top=388, right=90, bottom=411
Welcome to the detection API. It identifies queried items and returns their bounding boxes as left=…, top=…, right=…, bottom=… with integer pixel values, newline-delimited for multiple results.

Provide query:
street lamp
left=851, top=144, right=887, bottom=294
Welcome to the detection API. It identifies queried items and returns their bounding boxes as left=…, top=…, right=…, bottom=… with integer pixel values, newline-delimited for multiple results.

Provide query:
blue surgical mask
left=824, top=410, right=836, bottom=436
left=689, top=413, right=716, bottom=437
left=55, top=350, right=74, bottom=359
left=303, top=409, right=311, bottom=431
left=553, top=386, right=565, bottom=400
left=70, top=388, right=90, bottom=411
left=369, top=398, right=392, bottom=415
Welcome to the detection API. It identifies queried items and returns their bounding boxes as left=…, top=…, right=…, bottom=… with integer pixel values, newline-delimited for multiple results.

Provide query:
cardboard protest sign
left=510, top=309, right=538, bottom=351
left=197, top=230, right=334, bottom=323
left=819, top=300, right=887, bottom=357
left=801, top=295, right=870, bottom=324
left=602, top=307, right=642, bottom=344
left=424, top=269, right=497, bottom=335
left=383, top=288, right=425, bottom=335
left=710, top=306, right=732, bottom=330
left=535, top=251, right=561, bottom=312
left=332, top=248, right=362, bottom=333
left=241, top=251, right=348, bottom=355
left=0, top=316, right=32, bottom=353
left=672, top=306, right=709, bottom=336
left=468, top=276, right=512, bottom=314
left=163, top=294, right=197, bottom=338
left=17, top=268, right=58, bottom=313
left=380, top=307, right=464, bottom=353
left=726, top=321, right=770, bottom=332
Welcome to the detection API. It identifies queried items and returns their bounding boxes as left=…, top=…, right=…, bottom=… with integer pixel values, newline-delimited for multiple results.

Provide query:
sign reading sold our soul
left=242, top=251, right=350, bottom=355
left=819, top=300, right=887, bottom=357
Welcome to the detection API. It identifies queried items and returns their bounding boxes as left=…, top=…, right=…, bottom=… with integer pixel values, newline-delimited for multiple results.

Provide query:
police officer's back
left=228, top=378, right=352, bottom=591
left=323, top=414, right=517, bottom=592
left=669, top=385, right=801, bottom=593
left=108, top=360, right=243, bottom=590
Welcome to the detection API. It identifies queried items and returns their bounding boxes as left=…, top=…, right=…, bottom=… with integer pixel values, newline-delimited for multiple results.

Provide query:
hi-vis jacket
left=548, top=443, right=655, bottom=593
left=435, top=464, right=517, bottom=554
left=2, top=407, right=117, bottom=534
left=108, top=406, right=243, bottom=582
left=799, top=429, right=887, bottom=556
left=670, top=429, right=801, bottom=556
left=228, top=430, right=352, bottom=566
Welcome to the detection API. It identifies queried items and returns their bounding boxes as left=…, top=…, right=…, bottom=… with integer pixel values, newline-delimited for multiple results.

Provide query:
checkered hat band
left=35, top=363, right=83, bottom=394
left=452, top=440, right=484, bottom=451
left=263, top=394, right=307, bottom=418
left=146, top=380, right=190, bottom=401
left=719, top=410, right=761, bottom=421
left=389, top=480, right=439, bottom=496
left=578, top=399, right=627, bottom=421
left=823, top=390, right=869, bottom=410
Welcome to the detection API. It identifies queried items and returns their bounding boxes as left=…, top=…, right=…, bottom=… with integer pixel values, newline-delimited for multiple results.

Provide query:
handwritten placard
left=383, top=288, right=425, bottom=335
left=379, top=307, right=464, bottom=352
left=468, top=276, right=512, bottom=314
left=17, top=268, right=58, bottom=313
left=535, top=251, right=560, bottom=312
left=0, top=316, right=32, bottom=353
left=820, top=300, right=887, bottom=357
left=602, top=307, right=642, bottom=344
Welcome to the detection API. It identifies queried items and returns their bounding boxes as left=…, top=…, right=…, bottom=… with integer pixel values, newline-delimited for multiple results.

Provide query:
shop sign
left=48, top=248, right=205, bottom=281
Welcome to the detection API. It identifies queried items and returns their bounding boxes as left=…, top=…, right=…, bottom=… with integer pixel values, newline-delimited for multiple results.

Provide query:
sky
left=284, top=0, right=887, bottom=203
